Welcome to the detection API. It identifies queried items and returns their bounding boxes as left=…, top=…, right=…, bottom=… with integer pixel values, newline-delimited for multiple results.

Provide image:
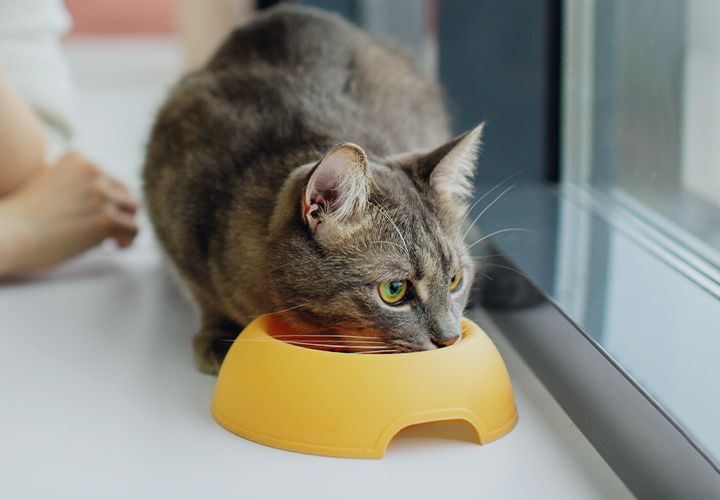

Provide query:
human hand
left=0, top=151, right=139, bottom=274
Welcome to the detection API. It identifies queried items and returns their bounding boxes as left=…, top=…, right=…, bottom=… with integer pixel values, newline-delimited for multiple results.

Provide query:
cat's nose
left=432, top=333, right=460, bottom=348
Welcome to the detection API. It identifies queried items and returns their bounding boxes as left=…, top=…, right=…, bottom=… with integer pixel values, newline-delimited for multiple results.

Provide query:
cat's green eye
left=378, top=280, right=408, bottom=305
left=449, top=272, right=464, bottom=292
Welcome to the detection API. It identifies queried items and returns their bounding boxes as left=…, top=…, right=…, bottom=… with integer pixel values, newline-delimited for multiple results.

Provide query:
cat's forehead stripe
left=411, top=215, right=454, bottom=281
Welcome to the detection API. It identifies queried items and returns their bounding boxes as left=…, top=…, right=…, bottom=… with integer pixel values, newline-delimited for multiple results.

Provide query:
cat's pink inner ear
left=303, top=143, right=370, bottom=230
left=306, top=149, right=352, bottom=207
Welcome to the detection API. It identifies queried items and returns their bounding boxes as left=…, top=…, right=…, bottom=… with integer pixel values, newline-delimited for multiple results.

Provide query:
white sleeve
left=0, top=0, right=76, bottom=155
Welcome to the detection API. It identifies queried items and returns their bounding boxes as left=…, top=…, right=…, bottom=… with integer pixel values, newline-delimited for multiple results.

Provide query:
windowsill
left=0, top=240, right=635, bottom=498
left=472, top=181, right=720, bottom=497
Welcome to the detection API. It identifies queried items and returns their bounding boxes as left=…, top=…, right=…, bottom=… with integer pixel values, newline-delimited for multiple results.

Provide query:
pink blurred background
left=65, top=0, right=176, bottom=34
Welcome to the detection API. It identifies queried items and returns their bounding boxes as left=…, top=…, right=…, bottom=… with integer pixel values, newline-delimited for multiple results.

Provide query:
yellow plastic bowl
left=211, top=316, right=517, bottom=458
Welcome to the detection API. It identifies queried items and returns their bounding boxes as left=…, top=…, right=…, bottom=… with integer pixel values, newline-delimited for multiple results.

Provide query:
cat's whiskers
left=483, top=262, right=534, bottom=282
left=260, top=326, right=386, bottom=340
left=463, top=252, right=507, bottom=260
left=217, top=337, right=400, bottom=354
left=285, top=342, right=396, bottom=349
left=459, top=172, right=521, bottom=229
left=349, top=349, right=401, bottom=354
left=385, top=339, right=419, bottom=352
left=249, top=302, right=311, bottom=321
left=281, top=340, right=389, bottom=347
left=465, top=227, right=539, bottom=252
left=273, top=333, right=384, bottom=339
left=220, top=337, right=396, bottom=349
left=275, top=331, right=391, bottom=350
left=218, top=328, right=395, bottom=353
left=475, top=271, right=494, bottom=281
left=462, top=183, right=517, bottom=240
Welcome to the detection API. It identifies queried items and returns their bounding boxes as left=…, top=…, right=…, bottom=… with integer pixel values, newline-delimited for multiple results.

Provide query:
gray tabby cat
left=143, top=5, right=485, bottom=374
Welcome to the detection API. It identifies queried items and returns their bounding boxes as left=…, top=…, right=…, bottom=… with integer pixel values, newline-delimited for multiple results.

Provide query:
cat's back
left=147, top=6, right=448, bottom=179
left=204, top=4, right=449, bottom=156
left=208, top=5, right=362, bottom=72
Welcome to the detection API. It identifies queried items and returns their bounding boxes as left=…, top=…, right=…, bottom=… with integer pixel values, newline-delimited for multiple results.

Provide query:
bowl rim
left=238, top=315, right=481, bottom=359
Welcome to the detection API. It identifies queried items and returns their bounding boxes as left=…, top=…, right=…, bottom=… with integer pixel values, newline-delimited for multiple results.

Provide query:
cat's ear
left=302, top=143, right=371, bottom=235
left=392, top=123, right=484, bottom=200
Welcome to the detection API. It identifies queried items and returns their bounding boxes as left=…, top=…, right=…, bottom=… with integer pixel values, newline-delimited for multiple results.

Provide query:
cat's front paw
left=193, top=330, right=236, bottom=375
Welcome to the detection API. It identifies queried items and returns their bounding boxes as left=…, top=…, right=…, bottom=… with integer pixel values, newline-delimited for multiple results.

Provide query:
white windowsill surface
left=0, top=36, right=633, bottom=500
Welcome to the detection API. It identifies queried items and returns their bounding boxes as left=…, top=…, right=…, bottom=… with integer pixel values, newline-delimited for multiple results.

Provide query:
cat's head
left=267, top=125, right=484, bottom=352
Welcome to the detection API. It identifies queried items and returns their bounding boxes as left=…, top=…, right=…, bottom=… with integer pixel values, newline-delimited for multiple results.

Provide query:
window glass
left=562, top=0, right=720, bottom=464
left=563, top=0, right=720, bottom=274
